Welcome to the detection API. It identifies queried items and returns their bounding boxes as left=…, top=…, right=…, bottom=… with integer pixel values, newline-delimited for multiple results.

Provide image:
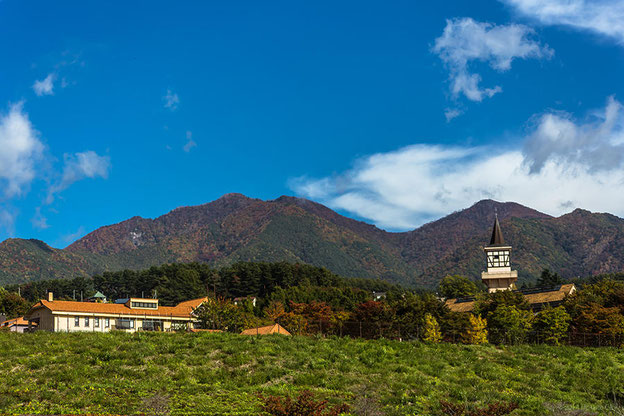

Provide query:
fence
left=274, top=319, right=624, bottom=347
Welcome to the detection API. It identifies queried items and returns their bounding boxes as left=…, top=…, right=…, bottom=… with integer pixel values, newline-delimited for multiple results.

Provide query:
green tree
left=423, top=313, right=442, bottom=343
left=195, top=297, right=248, bottom=332
left=0, top=288, right=31, bottom=319
left=488, top=305, right=533, bottom=344
left=438, top=275, right=479, bottom=298
left=537, top=269, right=563, bottom=287
left=533, top=306, right=571, bottom=345
left=474, top=290, right=530, bottom=319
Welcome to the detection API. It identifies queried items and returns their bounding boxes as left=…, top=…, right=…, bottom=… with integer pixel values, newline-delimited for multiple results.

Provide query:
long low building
left=26, top=293, right=208, bottom=333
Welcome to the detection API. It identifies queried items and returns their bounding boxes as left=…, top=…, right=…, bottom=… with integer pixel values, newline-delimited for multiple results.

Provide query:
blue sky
left=1, top=0, right=624, bottom=245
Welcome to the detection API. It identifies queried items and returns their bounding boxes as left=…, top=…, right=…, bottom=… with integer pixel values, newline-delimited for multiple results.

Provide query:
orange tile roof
left=27, top=298, right=207, bottom=319
left=176, top=297, right=209, bottom=309
left=240, top=323, right=291, bottom=336
left=0, top=316, right=36, bottom=327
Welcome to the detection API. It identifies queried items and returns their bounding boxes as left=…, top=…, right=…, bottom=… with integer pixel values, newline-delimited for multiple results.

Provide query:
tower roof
left=489, top=216, right=505, bottom=246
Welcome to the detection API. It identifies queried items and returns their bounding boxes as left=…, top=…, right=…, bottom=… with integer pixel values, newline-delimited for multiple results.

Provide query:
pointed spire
left=489, top=214, right=505, bottom=246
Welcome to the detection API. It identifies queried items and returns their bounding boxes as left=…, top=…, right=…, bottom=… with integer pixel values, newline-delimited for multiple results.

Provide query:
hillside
left=2, top=194, right=624, bottom=286
left=0, top=331, right=621, bottom=415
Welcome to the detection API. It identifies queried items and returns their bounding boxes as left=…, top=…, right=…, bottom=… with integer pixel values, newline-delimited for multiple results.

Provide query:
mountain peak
left=3, top=195, right=624, bottom=287
left=218, top=192, right=252, bottom=201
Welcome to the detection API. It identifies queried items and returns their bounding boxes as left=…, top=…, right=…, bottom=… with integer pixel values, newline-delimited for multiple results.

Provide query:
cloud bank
left=291, top=96, right=624, bottom=230
left=502, top=0, right=624, bottom=44
left=433, top=18, right=553, bottom=102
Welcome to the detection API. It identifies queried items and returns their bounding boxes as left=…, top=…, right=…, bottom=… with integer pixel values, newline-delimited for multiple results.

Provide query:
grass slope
left=1, top=332, right=623, bottom=415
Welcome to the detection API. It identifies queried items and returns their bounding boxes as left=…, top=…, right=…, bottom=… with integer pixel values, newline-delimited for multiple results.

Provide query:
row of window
left=73, top=316, right=111, bottom=328
left=131, top=301, right=158, bottom=309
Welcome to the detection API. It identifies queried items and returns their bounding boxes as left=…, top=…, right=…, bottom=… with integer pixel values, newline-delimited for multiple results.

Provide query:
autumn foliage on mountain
left=2, top=193, right=624, bottom=288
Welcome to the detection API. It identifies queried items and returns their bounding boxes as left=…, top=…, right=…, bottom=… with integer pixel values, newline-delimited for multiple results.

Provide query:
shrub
left=260, top=390, right=350, bottom=416
left=462, top=314, right=488, bottom=345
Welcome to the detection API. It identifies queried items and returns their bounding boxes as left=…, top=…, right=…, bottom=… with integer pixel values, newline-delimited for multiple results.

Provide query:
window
left=488, top=250, right=510, bottom=268
left=105, top=318, right=110, bottom=328
left=95, top=317, right=100, bottom=328
left=117, top=319, right=135, bottom=329
left=74, top=316, right=80, bottom=327
left=142, top=320, right=163, bottom=331
left=85, top=317, right=90, bottom=327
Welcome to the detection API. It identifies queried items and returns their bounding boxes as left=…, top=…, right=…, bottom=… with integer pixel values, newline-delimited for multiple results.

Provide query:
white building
left=25, top=293, right=207, bottom=332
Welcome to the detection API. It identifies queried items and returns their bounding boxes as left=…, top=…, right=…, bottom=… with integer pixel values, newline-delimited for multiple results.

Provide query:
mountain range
left=2, top=193, right=624, bottom=287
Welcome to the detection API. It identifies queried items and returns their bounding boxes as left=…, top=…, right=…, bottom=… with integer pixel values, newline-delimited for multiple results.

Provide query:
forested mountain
left=2, top=193, right=624, bottom=287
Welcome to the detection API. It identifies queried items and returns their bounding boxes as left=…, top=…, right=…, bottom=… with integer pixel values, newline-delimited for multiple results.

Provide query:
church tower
left=481, top=216, right=518, bottom=292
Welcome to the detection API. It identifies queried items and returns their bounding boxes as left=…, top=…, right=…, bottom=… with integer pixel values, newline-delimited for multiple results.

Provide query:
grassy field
left=0, top=331, right=623, bottom=415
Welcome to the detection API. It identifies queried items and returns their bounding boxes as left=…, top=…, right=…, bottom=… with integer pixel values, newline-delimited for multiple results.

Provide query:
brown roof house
left=240, top=323, right=291, bottom=336
left=25, top=293, right=208, bottom=332
left=445, top=218, right=576, bottom=313
left=0, top=316, right=37, bottom=333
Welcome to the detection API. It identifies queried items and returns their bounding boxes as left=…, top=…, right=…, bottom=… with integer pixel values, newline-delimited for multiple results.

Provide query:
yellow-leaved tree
left=462, top=314, right=488, bottom=345
left=423, top=313, right=442, bottom=343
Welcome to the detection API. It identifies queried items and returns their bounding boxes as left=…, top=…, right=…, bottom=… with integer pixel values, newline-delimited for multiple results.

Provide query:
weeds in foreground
left=1, top=331, right=623, bottom=415
left=439, top=400, right=519, bottom=416
left=260, top=390, right=350, bottom=416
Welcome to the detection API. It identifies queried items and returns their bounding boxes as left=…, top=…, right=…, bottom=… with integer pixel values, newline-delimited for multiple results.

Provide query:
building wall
left=28, top=309, right=55, bottom=331
left=30, top=309, right=192, bottom=333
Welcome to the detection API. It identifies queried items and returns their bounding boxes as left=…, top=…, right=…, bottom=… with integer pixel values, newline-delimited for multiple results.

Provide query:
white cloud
left=502, top=0, right=624, bottom=44
left=433, top=18, right=553, bottom=102
left=291, top=97, right=624, bottom=230
left=183, top=131, right=196, bottom=152
left=33, top=73, right=56, bottom=96
left=47, top=151, right=111, bottom=204
left=164, top=89, right=180, bottom=111
left=0, top=102, right=112, bottom=233
left=444, top=108, right=463, bottom=122
left=0, top=103, right=44, bottom=198
left=524, top=96, right=624, bottom=173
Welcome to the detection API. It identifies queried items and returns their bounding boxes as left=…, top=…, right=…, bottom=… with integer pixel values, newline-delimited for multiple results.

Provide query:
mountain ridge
left=1, top=194, right=624, bottom=287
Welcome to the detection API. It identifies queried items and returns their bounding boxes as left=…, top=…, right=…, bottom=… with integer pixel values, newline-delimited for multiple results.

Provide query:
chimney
left=47, top=292, right=53, bottom=302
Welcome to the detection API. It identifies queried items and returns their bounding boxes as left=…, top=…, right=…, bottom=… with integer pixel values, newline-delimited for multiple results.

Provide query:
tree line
left=2, top=262, right=624, bottom=347
left=1, top=262, right=400, bottom=318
